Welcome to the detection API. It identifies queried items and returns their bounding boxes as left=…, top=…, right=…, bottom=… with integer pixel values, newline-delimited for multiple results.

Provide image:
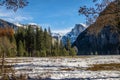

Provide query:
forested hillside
left=0, top=23, right=76, bottom=57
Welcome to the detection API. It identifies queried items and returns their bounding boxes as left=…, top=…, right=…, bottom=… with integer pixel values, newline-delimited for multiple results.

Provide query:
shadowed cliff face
left=73, top=2, right=120, bottom=55
left=74, top=26, right=120, bottom=55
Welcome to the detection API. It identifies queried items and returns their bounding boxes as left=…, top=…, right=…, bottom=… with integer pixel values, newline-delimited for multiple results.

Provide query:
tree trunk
left=1, top=52, right=5, bottom=79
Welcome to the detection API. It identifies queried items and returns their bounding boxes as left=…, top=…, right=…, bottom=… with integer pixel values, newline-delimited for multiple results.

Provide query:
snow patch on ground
left=4, top=56, right=120, bottom=79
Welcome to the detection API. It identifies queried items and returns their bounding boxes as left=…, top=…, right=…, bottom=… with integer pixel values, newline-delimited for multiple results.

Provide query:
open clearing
left=0, top=56, right=120, bottom=80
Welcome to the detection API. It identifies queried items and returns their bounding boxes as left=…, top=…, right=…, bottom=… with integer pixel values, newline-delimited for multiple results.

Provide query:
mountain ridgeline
left=51, top=24, right=86, bottom=46
left=0, top=19, right=17, bottom=29
left=73, top=2, right=120, bottom=55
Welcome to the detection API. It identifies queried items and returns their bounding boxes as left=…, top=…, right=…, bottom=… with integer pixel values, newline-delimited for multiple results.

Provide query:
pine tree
left=51, top=41, right=58, bottom=56
left=63, top=48, right=69, bottom=56
left=66, top=38, right=71, bottom=51
left=59, top=40, right=64, bottom=56
left=26, top=25, right=35, bottom=56
left=18, top=40, right=24, bottom=57
left=43, top=28, right=51, bottom=56
left=39, top=28, right=45, bottom=56
left=48, top=27, right=51, bottom=35
left=36, top=27, right=41, bottom=51
left=48, top=27, right=52, bottom=56
left=69, top=48, right=76, bottom=56
left=65, top=38, right=71, bottom=56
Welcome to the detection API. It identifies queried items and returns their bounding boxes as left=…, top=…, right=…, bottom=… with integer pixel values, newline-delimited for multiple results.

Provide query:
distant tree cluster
left=0, top=26, right=76, bottom=57
left=14, top=26, right=76, bottom=57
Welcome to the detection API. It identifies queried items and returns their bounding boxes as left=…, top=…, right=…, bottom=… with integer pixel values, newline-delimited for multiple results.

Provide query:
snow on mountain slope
left=14, top=23, right=23, bottom=27
left=51, top=33, right=63, bottom=40
left=14, top=22, right=40, bottom=29
left=62, top=24, right=86, bottom=44
left=0, top=19, right=18, bottom=29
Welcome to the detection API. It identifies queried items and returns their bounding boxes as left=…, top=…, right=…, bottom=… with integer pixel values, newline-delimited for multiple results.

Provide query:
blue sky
left=0, top=0, right=94, bottom=33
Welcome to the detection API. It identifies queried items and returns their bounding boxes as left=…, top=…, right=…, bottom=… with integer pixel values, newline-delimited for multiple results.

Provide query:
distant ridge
left=0, top=19, right=17, bottom=29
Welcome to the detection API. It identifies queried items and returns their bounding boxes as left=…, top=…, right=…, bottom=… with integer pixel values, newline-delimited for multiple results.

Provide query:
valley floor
left=1, top=55, right=120, bottom=80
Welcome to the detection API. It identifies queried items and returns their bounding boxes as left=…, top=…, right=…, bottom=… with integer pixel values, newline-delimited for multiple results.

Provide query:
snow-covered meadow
left=4, top=56, right=120, bottom=80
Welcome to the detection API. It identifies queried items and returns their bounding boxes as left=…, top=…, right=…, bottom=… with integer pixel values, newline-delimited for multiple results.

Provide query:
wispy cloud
left=0, top=9, right=33, bottom=23
left=0, top=12, right=10, bottom=17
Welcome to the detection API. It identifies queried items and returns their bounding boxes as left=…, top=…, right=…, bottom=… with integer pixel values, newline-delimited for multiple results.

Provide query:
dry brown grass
left=0, top=65, right=13, bottom=68
left=60, top=68, right=75, bottom=71
left=87, top=63, right=120, bottom=71
left=0, top=74, right=27, bottom=80
left=0, top=64, right=27, bottom=80
left=0, top=64, right=14, bottom=75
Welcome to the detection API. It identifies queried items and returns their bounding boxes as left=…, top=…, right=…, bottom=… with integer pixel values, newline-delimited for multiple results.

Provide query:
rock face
left=73, top=25, right=120, bottom=55
left=62, top=24, right=86, bottom=44
left=73, top=2, right=120, bottom=55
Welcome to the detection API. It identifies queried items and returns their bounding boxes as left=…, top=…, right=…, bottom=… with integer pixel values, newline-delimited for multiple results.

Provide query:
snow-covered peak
left=70, top=24, right=86, bottom=36
left=51, top=33, right=63, bottom=40
left=80, top=23, right=88, bottom=28
left=14, top=23, right=23, bottom=27
left=51, top=24, right=86, bottom=45
left=62, top=24, right=86, bottom=44
left=52, top=33, right=62, bottom=37
left=14, top=22, right=40, bottom=29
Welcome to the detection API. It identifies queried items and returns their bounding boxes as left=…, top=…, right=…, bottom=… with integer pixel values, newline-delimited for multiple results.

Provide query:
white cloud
left=0, top=9, right=33, bottom=23
left=0, top=12, right=10, bottom=17
left=14, top=16, right=28, bottom=21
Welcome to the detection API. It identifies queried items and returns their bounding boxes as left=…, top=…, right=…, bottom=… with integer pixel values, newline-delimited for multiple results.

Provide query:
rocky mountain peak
left=62, top=24, right=86, bottom=44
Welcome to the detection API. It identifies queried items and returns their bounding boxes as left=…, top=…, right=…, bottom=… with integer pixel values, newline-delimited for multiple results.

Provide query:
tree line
left=0, top=25, right=76, bottom=57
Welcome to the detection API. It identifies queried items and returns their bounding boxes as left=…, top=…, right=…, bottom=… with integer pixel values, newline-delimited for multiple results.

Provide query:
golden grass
left=87, top=63, right=120, bottom=71
left=60, top=68, right=75, bottom=71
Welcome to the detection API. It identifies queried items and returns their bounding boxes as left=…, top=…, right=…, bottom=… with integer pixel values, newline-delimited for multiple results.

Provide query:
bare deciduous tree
left=0, top=0, right=28, bottom=79
left=79, top=0, right=120, bottom=25
left=0, top=28, right=14, bottom=79
left=0, top=0, right=28, bottom=11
